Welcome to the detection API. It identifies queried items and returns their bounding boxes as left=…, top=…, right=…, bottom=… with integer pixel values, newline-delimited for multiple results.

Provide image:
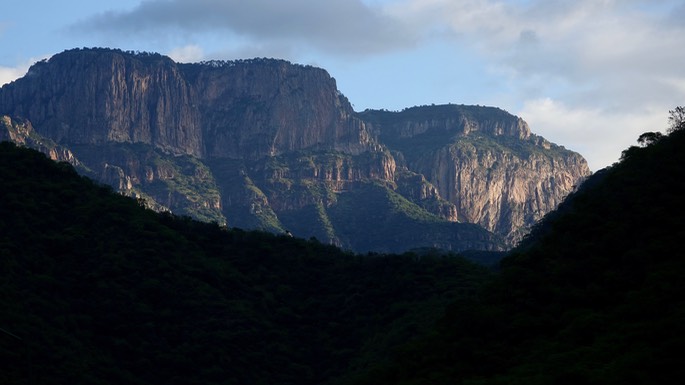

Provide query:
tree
left=637, top=132, right=663, bottom=147
left=667, top=106, right=685, bottom=133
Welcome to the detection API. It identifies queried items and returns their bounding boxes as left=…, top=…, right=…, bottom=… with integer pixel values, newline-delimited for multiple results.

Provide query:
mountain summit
left=0, top=48, right=590, bottom=251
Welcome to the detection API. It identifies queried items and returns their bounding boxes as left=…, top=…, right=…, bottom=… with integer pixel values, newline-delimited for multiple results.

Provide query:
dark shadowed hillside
left=0, top=142, right=491, bottom=385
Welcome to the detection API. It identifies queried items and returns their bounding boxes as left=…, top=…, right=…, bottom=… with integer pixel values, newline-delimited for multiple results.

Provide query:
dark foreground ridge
left=0, top=141, right=491, bottom=385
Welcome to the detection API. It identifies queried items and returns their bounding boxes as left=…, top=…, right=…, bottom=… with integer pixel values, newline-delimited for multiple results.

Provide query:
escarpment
left=360, top=105, right=591, bottom=244
left=0, top=50, right=203, bottom=155
left=185, top=60, right=374, bottom=159
left=1, top=48, right=589, bottom=252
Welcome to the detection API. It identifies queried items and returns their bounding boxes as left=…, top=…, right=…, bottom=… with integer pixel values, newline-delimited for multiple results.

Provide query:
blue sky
left=2, top=0, right=684, bottom=170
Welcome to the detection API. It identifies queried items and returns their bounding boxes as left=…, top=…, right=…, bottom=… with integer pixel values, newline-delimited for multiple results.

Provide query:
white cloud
left=391, top=0, right=685, bottom=107
left=0, top=66, right=24, bottom=86
left=0, top=58, right=38, bottom=86
left=167, top=45, right=205, bottom=63
left=518, top=98, right=667, bottom=171
left=72, top=0, right=417, bottom=56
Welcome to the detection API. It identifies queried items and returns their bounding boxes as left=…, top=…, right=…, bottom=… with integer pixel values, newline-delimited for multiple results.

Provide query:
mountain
left=346, top=119, right=685, bottom=384
left=0, top=141, right=492, bottom=385
left=361, top=105, right=589, bottom=242
left=0, top=48, right=590, bottom=251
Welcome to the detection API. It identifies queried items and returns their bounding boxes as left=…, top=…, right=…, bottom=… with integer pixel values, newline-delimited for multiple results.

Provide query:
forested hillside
left=0, top=142, right=490, bottom=385
left=347, top=118, right=685, bottom=384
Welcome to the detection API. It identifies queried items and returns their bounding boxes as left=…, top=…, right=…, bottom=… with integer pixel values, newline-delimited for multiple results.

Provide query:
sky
left=2, top=0, right=684, bottom=171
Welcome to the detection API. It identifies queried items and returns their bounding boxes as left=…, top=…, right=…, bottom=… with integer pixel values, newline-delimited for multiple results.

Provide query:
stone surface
left=361, top=105, right=591, bottom=244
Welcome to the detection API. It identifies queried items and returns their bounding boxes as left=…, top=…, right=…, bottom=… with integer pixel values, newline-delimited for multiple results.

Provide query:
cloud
left=0, top=57, right=41, bottom=86
left=72, top=1, right=685, bottom=106
left=72, top=0, right=417, bottom=56
left=518, top=98, right=667, bottom=171
left=0, top=66, right=24, bottom=86
left=391, top=1, right=685, bottom=104
left=387, top=0, right=685, bottom=169
left=167, top=45, right=205, bottom=63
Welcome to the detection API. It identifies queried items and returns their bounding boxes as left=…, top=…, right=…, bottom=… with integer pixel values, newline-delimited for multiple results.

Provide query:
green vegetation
left=233, top=172, right=284, bottom=232
left=395, top=171, right=457, bottom=219
left=275, top=180, right=340, bottom=243
left=146, top=151, right=225, bottom=224
left=456, top=132, right=569, bottom=160
left=360, top=104, right=515, bottom=124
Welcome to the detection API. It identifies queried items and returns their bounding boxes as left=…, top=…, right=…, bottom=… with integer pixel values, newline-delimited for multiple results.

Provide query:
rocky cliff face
left=70, top=143, right=225, bottom=223
left=0, top=48, right=384, bottom=237
left=0, top=116, right=226, bottom=223
left=0, top=48, right=589, bottom=251
left=0, top=115, right=82, bottom=167
left=361, top=105, right=591, bottom=244
left=0, top=48, right=374, bottom=159
left=1, top=50, right=203, bottom=156
left=186, top=60, right=375, bottom=159
left=422, top=139, right=588, bottom=243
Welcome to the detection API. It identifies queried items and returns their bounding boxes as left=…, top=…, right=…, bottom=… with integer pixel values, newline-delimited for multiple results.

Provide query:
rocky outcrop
left=0, top=48, right=382, bottom=233
left=70, top=143, right=225, bottom=224
left=422, top=139, right=588, bottom=243
left=395, top=171, right=459, bottom=221
left=366, top=104, right=531, bottom=141
left=0, top=50, right=203, bottom=156
left=361, top=105, right=591, bottom=244
left=186, top=60, right=375, bottom=159
left=1, top=115, right=83, bottom=167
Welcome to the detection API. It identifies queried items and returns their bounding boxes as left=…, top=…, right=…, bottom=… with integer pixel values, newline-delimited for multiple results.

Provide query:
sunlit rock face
left=0, top=115, right=81, bottom=166
left=361, top=105, right=591, bottom=245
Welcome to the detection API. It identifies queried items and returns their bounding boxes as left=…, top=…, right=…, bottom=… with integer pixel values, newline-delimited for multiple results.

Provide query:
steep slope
left=0, top=50, right=203, bottom=155
left=0, top=48, right=587, bottom=252
left=0, top=142, right=491, bottom=385
left=0, top=114, right=226, bottom=222
left=349, top=120, right=685, bottom=384
left=182, top=59, right=374, bottom=159
left=361, top=105, right=591, bottom=244
left=0, top=115, right=83, bottom=168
